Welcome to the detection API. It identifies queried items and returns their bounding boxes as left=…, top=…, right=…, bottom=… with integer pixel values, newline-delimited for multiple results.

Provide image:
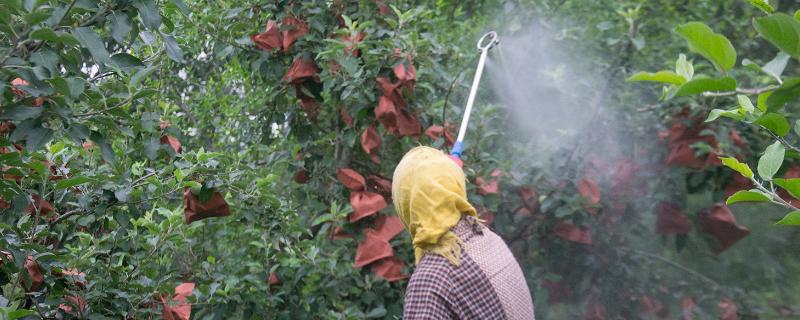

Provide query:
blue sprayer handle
left=450, top=141, right=464, bottom=158
left=448, top=141, right=464, bottom=167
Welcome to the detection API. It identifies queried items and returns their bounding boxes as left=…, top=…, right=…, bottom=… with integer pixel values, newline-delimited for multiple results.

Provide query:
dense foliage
left=0, top=0, right=799, bottom=319
left=630, top=0, right=800, bottom=226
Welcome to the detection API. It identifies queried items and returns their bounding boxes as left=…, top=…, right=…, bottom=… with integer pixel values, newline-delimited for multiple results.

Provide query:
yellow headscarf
left=392, top=146, right=477, bottom=266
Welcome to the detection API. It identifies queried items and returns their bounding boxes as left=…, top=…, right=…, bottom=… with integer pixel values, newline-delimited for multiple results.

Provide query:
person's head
left=392, top=146, right=476, bottom=265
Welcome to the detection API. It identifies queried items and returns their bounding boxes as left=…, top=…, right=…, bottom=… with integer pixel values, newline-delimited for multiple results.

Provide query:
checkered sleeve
left=402, top=217, right=532, bottom=319
left=402, top=256, right=457, bottom=319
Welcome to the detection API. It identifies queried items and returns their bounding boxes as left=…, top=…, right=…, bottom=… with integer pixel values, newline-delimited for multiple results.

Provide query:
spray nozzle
left=477, top=31, right=500, bottom=51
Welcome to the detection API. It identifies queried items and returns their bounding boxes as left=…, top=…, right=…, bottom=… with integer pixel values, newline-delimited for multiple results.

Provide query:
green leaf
left=91, top=132, right=116, bottom=165
left=627, top=71, right=686, bottom=85
left=737, top=95, right=754, bottom=112
left=162, top=34, right=184, bottom=63
left=174, top=168, right=185, bottom=182
left=7, top=310, right=36, bottom=320
left=67, top=123, right=90, bottom=144
left=0, top=9, right=10, bottom=26
left=633, top=36, right=647, bottom=50
left=134, top=0, right=162, bottom=30
left=144, top=136, right=159, bottom=160
left=184, top=181, right=202, bottom=193
left=754, top=113, right=790, bottom=136
left=10, top=119, right=51, bottom=150
left=76, top=214, right=95, bottom=226
left=776, top=210, right=800, bottom=225
left=1, top=0, right=21, bottom=13
left=774, top=178, right=800, bottom=199
left=742, top=52, right=789, bottom=84
left=342, top=15, right=353, bottom=29
left=132, top=88, right=158, bottom=100
left=25, top=126, right=52, bottom=151
left=30, top=28, right=58, bottom=41
left=140, top=111, right=159, bottom=132
left=758, top=91, right=772, bottom=112
left=110, top=53, right=144, bottom=72
left=115, top=186, right=131, bottom=202
left=49, top=77, right=69, bottom=97
left=31, top=49, right=58, bottom=75
left=675, top=53, right=694, bottom=81
left=22, top=0, right=34, bottom=12
left=28, top=161, right=46, bottom=176
left=365, top=307, right=387, bottom=319
left=65, top=77, right=85, bottom=98
left=139, top=30, right=157, bottom=45
left=130, top=65, right=157, bottom=88
left=169, top=0, right=190, bottom=15
left=720, top=156, right=754, bottom=178
left=11, top=75, right=52, bottom=96
left=24, top=11, right=49, bottom=25
left=29, top=29, right=77, bottom=45
left=162, top=14, right=176, bottom=34
left=757, top=141, right=785, bottom=180
left=198, top=186, right=213, bottom=202
left=0, top=106, right=42, bottom=120
left=55, top=176, right=92, bottom=189
left=109, top=12, right=132, bottom=44
left=726, top=190, right=771, bottom=205
left=49, top=77, right=85, bottom=99
left=762, top=52, right=790, bottom=82
left=675, top=22, right=737, bottom=72
left=48, top=77, right=86, bottom=98
left=311, top=213, right=334, bottom=226
left=749, top=0, right=775, bottom=14
left=753, top=13, right=800, bottom=58
left=766, top=77, right=800, bottom=111
left=674, top=76, right=736, bottom=97
left=794, top=120, right=800, bottom=136
left=73, top=27, right=110, bottom=63
left=705, top=108, right=743, bottom=122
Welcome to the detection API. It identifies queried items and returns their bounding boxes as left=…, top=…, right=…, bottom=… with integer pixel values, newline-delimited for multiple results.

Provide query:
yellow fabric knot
left=392, top=146, right=477, bottom=266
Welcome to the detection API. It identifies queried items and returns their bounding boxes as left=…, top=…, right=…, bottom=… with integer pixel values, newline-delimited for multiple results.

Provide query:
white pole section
left=456, top=47, right=489, bottom=144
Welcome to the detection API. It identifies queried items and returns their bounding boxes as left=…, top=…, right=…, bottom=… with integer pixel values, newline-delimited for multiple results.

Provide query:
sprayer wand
left=450, top=31, right=500, bottom=159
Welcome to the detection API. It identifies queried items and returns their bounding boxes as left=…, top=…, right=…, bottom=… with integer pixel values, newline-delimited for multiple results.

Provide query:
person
left=392, top=146, right=535, bottom=319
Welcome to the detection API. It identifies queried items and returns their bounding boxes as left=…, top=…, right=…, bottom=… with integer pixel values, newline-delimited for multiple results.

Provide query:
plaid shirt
left=403, top=218, right=535, bottom=319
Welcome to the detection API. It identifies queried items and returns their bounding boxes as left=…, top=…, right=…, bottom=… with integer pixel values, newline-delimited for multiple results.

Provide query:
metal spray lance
left=450, top=31, right=500, bottom=160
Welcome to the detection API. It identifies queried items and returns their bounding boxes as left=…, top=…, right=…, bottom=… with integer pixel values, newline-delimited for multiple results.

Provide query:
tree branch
left=51, top=209, right=82, bottom=224
left=89, top=71, right=118, bottom=82
left=25, top=0, right=78, bottom=57
left=73, top=97, right=132, bottom=118
left=57, top=0, right=78, bottom=27
left=763, top=128, right=800, bottom=154
left=701, top=85, right=779, bottom=97
left=750, top=177, right=799, bottom=211
left=78, top=6, right=111, bottom=28
left=0, top=29, right=29, bottom=66
left=626, top=248, right=721, bottom=288
left=131, top=171, right=158, bottom=188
